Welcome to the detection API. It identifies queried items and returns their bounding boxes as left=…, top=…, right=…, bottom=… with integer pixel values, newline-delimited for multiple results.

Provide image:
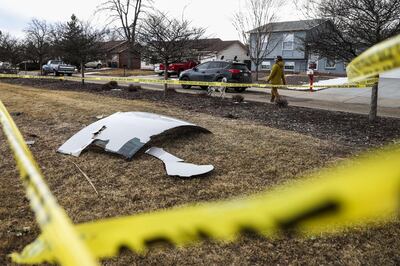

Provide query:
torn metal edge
left=146, top=147, right=214, bottom=178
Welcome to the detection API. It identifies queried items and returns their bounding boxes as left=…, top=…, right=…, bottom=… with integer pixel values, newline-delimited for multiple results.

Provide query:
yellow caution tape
left=0, top=101, right=98, bottom=266
left=3, top=34, right=400, bottom=265
left=347, top=34, right=400, bottom=82
left=12, top=145, right=400, bottom=264
left=0, top=73, right=377, bottom=89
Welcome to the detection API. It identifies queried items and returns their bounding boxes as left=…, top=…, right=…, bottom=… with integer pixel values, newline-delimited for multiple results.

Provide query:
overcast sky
left=0, top=0, right=303, bottom=40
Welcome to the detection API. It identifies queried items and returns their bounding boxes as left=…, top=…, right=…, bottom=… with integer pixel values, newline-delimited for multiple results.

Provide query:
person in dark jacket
left=266, top=56, right=286, bottom=102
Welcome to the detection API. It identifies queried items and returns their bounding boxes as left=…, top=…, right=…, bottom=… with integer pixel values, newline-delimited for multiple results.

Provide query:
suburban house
left=101, top=41, right=141, bottom=69
left=141, top=38, right=251, bottom=70
left=250, top=19, right=346, bottom=75
left=195, top=38, right=250, bottom=64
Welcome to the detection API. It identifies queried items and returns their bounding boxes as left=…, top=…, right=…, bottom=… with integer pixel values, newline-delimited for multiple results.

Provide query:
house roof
left=194, top=38, right=247, bottom=53
left=100, top=38, right=246, bottom=55
left=100, top=41, right=126, bottom=52
left=251, top=19, right=326, bottom=33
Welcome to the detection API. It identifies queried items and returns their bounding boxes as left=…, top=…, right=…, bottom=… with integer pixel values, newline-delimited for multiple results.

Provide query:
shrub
left=102, top=81, right=119, bottom=90
left=232, top=95, right=244, bottom=103
left=128, top=84, right=141, bottom=92
left=276, top=97, right=288, bottom=108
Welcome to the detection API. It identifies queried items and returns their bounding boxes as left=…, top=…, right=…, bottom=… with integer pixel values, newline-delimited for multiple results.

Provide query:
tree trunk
left=81, top=61, right=85, bottom=86
left=369, top=82, right=379, bottom=122
left=255, top=68, right=259, bottom=82
left=39, top=57, right=43, bottom=76
left=164, top=59, right=169, bottom=92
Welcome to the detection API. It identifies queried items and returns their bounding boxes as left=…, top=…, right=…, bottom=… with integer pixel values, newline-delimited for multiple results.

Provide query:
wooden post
left=369, top=81, right=379, bottom=122
left=81, top=61, right=85, bottom=85
left=164, top=59, right=169, bottom=93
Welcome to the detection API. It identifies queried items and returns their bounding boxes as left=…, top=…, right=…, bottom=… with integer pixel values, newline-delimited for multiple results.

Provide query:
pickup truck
left=0, top=62, right=19, bottom=74
left=155, top=61, right=198, bottom=77
left=42, top=60, right=76, bottom=76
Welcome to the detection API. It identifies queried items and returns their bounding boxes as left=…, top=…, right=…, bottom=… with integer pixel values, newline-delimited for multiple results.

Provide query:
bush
left=232, top=95, right=244, bottom=103
left=128, top=84, right=141, bottom=92
left=198, top=92, right=210, bottom=98
left=102, top=81, right=119, bottom=90
left=276, top=97, right=288, bottom=108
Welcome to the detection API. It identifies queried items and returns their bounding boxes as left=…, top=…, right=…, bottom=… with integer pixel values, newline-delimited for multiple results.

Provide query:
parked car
left=179, top=61, right=252, bottom=92
left=155, top=61, right=198, bottom=77
left=42, top=60, right=76, bottom=76
left=85, top=60, right=103, bottom=69
left=0, top=62, right=19, bottom=74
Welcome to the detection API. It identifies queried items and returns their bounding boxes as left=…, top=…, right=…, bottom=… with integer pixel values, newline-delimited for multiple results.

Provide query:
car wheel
left=180, top=76, right=192, bottom=89
left=97, top=64, right=101, bottom=69
left=234, top=87, right=246, bottom=93
left=54, top=71, right=60, bottom=76
left=67, top=73, right=72, bottom=76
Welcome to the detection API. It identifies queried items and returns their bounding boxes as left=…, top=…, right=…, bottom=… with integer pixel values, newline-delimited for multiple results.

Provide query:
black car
left=179, top=61, right=252, bottom=92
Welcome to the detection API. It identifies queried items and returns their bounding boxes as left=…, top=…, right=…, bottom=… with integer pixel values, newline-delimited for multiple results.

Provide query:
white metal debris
left=57, top=112, right=209, bottom=159
left=146, top=147, right=214, bottom=177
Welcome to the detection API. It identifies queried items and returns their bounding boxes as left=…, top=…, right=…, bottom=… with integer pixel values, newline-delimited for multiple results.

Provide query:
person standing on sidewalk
left=266, top=56, right=286, bottom=102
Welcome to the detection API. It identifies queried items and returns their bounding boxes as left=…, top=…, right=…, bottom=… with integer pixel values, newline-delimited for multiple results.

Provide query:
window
left=220, top=62, right=230, bottom=68
left=325, top=59, right=336, bottom=70
left=282, top=33, right=294, bottom=51
left=208, top=62, right=220, bottom=69
left=231, top=63, right=249, bottom=71
left=261, top=61, right=271, bottom=70
left=197, top=62, right=210, bottom=70
left=284, top=61, right=295, bottom=71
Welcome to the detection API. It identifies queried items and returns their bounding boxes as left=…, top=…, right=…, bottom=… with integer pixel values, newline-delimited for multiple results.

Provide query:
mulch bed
left=2, top=78, right=400, bottom=150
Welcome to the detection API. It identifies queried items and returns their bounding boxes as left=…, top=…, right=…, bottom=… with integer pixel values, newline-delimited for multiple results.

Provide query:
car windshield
left=231, top=64, right=249, bottom=71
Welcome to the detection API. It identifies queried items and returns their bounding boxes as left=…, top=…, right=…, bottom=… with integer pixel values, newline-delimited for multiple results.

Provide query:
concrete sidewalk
left=244, top=77, right=400, bottom=118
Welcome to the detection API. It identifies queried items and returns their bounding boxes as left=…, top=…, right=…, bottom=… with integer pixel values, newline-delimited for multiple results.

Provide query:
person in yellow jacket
left=266, top=56, right=286, bottom=103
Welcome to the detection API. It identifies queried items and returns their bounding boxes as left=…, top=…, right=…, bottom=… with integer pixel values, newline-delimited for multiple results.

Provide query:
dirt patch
left=1, top=82, right=400, bottom=265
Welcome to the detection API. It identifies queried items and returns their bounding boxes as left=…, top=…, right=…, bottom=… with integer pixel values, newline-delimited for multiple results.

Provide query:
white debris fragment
left=57, top=112, right=210, bottom=159
left=146, top=147, right=214, bottom=178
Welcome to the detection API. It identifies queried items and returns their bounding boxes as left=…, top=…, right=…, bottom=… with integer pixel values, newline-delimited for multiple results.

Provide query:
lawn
left=87, top=68, right=155, bottom=77
left=0, top=82, right=399, bottom=265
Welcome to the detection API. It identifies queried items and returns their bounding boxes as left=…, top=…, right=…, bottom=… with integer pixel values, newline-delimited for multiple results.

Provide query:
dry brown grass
left=88, top=69, right=155, bottom=77
left=1, top=82, right=399, bottom=265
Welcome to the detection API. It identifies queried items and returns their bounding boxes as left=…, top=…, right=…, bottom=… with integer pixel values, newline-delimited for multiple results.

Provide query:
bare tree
left=24, top=19, right=51, bottom=74
left=297, top=0, right=400, bottom=121
left=97, top=0, right=150, bottom=69
left=0, top=32, right=23, bottom=68
left=138, top=10, right=205, bottom=92
left=233, top=0, right=282, bottom=81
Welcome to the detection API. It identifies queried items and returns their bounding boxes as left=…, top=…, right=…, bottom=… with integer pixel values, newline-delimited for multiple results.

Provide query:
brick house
left=101, top=41, right=141, bottom=69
